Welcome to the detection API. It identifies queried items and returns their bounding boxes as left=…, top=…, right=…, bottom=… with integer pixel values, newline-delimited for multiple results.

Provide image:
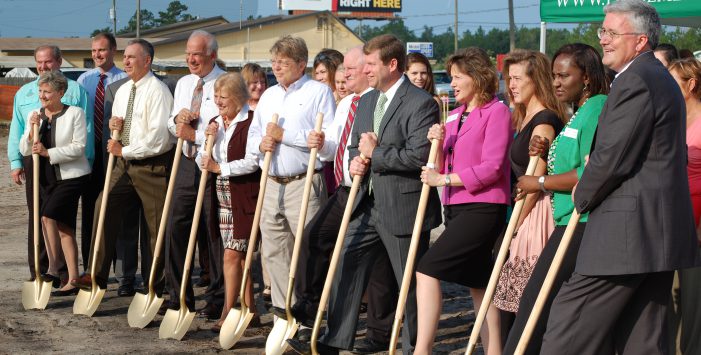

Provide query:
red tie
left=94, top=73, right=106, bottom=142
left=334, top=95, right=360, bottom=186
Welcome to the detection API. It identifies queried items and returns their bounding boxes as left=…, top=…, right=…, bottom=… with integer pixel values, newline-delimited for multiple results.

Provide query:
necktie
left=373, top=92, right=387, bottom=135
left=94, top=73, right=106, bottom=142
left=334, top=95, right=360, bottom=187
left=121, top=84, right=136, bottom=146
left=186, top=78, right=205, bottom=157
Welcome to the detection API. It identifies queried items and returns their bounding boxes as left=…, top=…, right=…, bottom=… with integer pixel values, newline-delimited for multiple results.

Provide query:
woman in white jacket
left=20, top=71, right=90, bottom=296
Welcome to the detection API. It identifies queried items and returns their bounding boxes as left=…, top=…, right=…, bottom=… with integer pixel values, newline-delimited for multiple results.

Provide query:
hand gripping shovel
left=309, top=154, right=366, bottom=355
left=128, top=138, right=185, bottom=328
left=219, top=113, right=279, bottom=349
left=266, top=112, right=325, bottom=355
left=22, top=120, right=52, bottom=310
left=73, top=129, right=121, bottom=317
left=387, top=138, right=441, bottom=355
left=464, top=155, right=540, bottom=354
left=159, top=134, right=214, bottom=340
left=513, top=210, right=580, bottom=355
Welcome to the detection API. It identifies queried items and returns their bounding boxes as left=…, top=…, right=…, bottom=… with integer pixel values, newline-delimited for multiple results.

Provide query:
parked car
left=60, top=68, right=89, bottom=81
left=433, top=70, right=455, bottom=109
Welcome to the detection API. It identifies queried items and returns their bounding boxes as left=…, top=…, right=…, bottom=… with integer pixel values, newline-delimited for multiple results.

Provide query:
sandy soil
left=0, top=126, right=482, bottom=354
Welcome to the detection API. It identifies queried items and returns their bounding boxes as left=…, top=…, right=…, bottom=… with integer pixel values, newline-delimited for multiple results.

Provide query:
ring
left=426, top=163, right=435, bottom=169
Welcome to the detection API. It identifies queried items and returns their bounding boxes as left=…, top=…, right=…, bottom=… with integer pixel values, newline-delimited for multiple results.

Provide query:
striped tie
left=334, top=95, right=360, bottom=186
left=121, top=84, right=136, bottom=146
left=185, top=78, right=205, bottom=157
left=94, top=73, right=106, bottom=142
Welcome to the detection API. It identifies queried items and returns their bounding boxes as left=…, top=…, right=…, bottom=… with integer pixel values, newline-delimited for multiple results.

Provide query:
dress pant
left=23, top=155, right=49, bottom=278
left=679, top=259, right=701, bottom=354
left=113, top=208, right=148, bottom=286
left=164, top=155, right=221, bottom=310
left=87, top=150, right=172, bottom=293
left=297, top=185, right=397, bottom=342
left=320, top=197, right=428, bottom=352
left=541, top=271, right=674, bottom=355
left=260, top=172, right=327, bottom=310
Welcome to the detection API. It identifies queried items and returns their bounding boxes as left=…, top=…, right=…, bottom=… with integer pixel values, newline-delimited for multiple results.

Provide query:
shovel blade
left=265, top=317, right=299, bottom=355
left=159, top=307, right=196, bottom=340
left=73, top=286, right=105, bottom=316
left=127, top=291, right=164, bottom=328
left=21, top=279, right=52, bottom=310
left=219, top=307, right=254, bottom=349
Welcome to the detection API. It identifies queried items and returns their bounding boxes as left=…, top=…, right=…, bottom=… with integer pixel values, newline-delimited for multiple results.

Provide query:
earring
left=583, top=83, right=589, bottom=92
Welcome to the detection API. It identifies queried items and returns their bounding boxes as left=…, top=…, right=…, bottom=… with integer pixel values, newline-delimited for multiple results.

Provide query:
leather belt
left=268, top=169, right=322, bottom=184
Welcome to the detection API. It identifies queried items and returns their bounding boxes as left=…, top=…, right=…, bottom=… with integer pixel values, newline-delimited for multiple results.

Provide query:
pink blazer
left=441, top=98, right=513, bottom=205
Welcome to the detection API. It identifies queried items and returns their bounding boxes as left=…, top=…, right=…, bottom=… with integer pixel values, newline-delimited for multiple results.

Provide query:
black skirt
left=417, top=202, right=506, bottom=288
left=40, top=174, right=88, bottom=230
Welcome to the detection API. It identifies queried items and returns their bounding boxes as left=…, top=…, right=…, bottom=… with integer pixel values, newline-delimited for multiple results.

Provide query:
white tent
left=4, top=67, right=37, bottom=78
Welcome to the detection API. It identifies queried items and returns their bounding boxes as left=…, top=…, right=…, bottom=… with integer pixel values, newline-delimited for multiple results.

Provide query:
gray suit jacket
left=574, top=51, right=699, bottom=275
left=102, top=76, right=130, bottom=170
left=348, top=78, right=442, bottom=236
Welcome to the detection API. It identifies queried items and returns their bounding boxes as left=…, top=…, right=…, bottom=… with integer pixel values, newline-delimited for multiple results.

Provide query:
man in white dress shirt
left=73, top=39, right=174, bottom=292
left=247, top=35, right=335, bottom=312
left=162, top=30, right=226, bottom=317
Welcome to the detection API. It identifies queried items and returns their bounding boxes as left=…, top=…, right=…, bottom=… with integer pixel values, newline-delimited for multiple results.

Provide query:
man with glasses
left=247, top=35, right=335, bottom=317
left=541, top=1, right=699, bottom=353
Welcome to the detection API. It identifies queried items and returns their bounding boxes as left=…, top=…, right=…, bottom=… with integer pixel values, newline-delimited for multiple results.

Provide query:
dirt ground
left=0, top=126, right=482, bottom=354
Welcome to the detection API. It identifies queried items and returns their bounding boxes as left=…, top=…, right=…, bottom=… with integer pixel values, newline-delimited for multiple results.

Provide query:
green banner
left=540, top=0, right=701, bottom=27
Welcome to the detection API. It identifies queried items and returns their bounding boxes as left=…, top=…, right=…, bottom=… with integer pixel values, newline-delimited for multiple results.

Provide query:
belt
left=268, top=169, right=322, bottom=184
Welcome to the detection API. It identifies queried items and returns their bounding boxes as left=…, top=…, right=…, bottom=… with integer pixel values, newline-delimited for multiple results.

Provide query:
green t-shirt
left=547, top=94, right=607, bottom=225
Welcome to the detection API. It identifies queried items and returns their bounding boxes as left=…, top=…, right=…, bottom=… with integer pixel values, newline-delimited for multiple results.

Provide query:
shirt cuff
left=10, top=159, right=23, bottom=171
left=220, top=162, right=231, bottom=178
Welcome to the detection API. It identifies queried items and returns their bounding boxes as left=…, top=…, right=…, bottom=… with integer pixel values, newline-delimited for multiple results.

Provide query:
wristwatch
left=538, top=175, right=547, bottom=193
left=444, top=174, right=451, bottom=187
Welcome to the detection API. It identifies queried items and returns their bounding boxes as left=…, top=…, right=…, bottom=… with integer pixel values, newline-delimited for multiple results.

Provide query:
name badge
left=563, top=127, right=578, bottom=139
left=446, top=113, right=459, bottom=123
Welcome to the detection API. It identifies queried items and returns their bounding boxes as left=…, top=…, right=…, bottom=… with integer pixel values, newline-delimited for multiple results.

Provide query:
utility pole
left=454, top=0, right=458, bottom=52
left=136, top=0, right=141, bottom=38
left=240, top=0, right=243, bottom=30
left=508, top=0, right=516, bottom=51
left=111, top=0, right=117, bottom=35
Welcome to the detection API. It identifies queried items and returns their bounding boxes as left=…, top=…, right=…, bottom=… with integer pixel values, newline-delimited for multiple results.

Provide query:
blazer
left=19, top=105, right=91, bottom=180
left=442, top=98, right=513, bottom=206
left=574, top=51, right=699, bottom=275
left=348, top=78, right=442, bottom=236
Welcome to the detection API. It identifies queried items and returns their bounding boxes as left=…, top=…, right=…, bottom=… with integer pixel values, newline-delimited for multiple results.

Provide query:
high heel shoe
left=40, top=273, right=61, bottom=288
left=52, top=286, right=79, bottom=296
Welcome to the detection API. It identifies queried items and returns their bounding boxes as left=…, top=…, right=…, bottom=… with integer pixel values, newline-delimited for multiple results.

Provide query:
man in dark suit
left=541, top=1, right=700, bottom=354
left=289, top=34, right=441, bottom=355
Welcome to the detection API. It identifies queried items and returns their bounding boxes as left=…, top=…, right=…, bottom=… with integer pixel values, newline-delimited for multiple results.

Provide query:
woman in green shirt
left=503, top=43, right=610, bottom=355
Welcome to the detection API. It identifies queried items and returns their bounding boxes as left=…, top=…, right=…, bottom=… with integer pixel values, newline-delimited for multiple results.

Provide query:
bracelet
left=538, top=175, right=547, bottom=193
left=444, top=174, right=451, bottom=187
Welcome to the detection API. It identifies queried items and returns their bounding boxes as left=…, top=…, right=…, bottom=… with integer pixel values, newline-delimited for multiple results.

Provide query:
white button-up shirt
left=113, top=72, right=174, bottom=160
left=248, top=75, right=336, bottom=177
left=167, top=65, right=225, bottom=156
left=206, top=105, right=259, bottom=178
left=318, top=87, right=373, bottom=187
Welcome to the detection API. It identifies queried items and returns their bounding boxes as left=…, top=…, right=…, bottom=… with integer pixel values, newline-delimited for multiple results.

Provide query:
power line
left=399, top=3, right=538, bottom=19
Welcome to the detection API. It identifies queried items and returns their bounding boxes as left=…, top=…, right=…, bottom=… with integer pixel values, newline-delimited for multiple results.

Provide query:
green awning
left=540, top=0, right=701, bottom=27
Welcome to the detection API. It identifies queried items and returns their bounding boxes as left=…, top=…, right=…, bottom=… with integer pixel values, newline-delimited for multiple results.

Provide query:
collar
left=356, top=87, right=373, bottom=97
left=200, top=65, right=225, bottom=83
left=96, top=65, right=122, bottom=77
left=129, top=71, right=154, bottom=88
left=615, top=50, right=652, bottom=79
left=217, top=104, right=251, bottom=125
left=279, top=74, right=309, bottom=92
left=382, top=75, right=405, bottom=104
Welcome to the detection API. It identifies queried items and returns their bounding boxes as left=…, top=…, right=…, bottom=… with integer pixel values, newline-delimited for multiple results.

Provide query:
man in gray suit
left=541, top=1, right=700, bottom=354
left=289, top=34, right=441, bottom=354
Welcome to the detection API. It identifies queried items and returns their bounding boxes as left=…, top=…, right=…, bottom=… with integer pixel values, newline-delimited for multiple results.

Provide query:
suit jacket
left=574, top=51, right=699, bottom=275
left=348, top=78, right=442, bottom=236
left=102, top=76, right=130, bottom=169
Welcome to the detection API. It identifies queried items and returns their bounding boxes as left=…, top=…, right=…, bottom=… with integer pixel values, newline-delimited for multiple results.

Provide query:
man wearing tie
left=73, top=39, right=174, bottom=293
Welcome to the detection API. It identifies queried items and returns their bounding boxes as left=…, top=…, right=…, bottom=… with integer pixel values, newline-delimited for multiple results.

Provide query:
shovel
left=219, top=113, right=280, bottom=349
left=73, top=129, right=121, bottom=317
left=513, top=210, right=580, bottom=355
left=464, top=155, right=540, bottom=355
left=128, top=138, right=185, bottom=328
left=22, top=120, right=52, bottom=310
left=387, top=138, right=441, bottom=355
left=159, top=133, right=215, bottom=340
left=266, top=112, right=325, bottom=355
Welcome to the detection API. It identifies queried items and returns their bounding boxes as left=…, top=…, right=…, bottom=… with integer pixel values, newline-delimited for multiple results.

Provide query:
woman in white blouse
left=20, top=71, right=90, bottom=296
left=201, top=72, right=261, bottom=331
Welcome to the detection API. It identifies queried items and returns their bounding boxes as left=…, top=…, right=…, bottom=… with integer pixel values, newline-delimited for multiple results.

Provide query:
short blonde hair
left=38, top=70, right=68, bottom=94
left=270, top=35, right=308, bottom=64
left=241, top=63, right=267, bottom=87
left=214, top=73, right=250, bottom=108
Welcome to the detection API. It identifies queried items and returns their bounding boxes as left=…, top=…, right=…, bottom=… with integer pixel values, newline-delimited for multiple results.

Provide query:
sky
left=0, top=0, right=557, bottom=38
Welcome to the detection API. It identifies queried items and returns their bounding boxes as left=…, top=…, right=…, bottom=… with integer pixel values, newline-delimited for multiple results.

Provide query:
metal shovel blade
left=265, top=317, right=299, bottom=355
left=219, top=307, right=253, bottom=349
left=127, top=291, right=164, bottom=328
left=159, top=307, right=196, bottom=340
left=73, top=286, right=106, bottom=317
left=21, top=279, right=52, bottom=310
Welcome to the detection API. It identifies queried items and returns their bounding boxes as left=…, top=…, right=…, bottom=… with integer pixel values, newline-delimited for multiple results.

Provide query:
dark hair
left=127, top=38, right=154, bottom=60
left=552, top=43, right=610, bottom=99
left=406, top=52, right=436, bottom=96
left=313, top=49, right=343, bottom=91
left=679, top=49, right=694, bottom=59
left=363, top=34, right=406, bottom=72
left=654, top=43, right=679, bottom=65
left=93, top=32, right=117, bottom=50
left=446, top=47, right=497, bottom=106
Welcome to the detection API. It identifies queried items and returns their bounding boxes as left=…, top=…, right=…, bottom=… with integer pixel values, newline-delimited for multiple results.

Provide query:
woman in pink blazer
left=415, top=47, right=513, bottom=355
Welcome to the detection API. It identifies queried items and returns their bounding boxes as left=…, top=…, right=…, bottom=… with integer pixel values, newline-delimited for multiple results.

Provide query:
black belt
left=268, top=169, right=322, bottom=184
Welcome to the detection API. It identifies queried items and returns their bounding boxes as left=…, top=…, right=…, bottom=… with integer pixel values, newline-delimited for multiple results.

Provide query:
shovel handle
left=464, top=154, right=540, bottom=355
left=32, top=121, right=41, bottom=278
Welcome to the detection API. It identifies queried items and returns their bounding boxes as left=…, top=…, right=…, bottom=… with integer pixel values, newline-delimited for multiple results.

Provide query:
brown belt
left=268, top=169, right=322, bottom=184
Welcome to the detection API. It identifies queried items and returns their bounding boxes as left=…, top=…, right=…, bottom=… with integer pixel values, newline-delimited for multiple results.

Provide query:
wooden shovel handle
left=32, top=122, right=40, bottom=277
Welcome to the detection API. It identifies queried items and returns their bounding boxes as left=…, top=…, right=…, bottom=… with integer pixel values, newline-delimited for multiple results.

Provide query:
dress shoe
left=52, top=287, right=79, bottom=297
left=40, top=273, right=61, bottom=288
left=352, top=338, right=390, bottom=354
left=117, top=284, right=136, bottom=297
left=287, top=338, right=339, bottom=355
left=297, top=327, right=312, bottom=342
left=157, top=300, right=179, bottom=316
left=198, top=302, right=223, bottom=320
left=291, top=300, right=317, bottom=328
left=71, top=273, right=107, bottom=290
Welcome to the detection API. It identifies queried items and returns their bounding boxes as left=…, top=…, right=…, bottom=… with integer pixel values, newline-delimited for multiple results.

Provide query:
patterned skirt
left=216, top=175, right=248, bottom=252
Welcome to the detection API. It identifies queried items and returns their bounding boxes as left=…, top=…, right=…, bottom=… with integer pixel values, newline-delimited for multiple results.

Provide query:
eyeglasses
left=270, top=58, right=295, bottom=68
left=597, top=27, right=643, bottom=40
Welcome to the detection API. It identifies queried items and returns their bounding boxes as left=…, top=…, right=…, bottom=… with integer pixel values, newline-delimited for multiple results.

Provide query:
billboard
left=335, top=0, right=402, bottom=12
left=280, top=0, right=332, bottom=11
left=407, top=42, right=433, bottom=58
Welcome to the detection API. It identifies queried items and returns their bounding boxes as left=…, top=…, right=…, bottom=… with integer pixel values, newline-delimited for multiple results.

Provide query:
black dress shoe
left=157, top=300, right=179, bottom=316
left=287, top=338, right=339, bottom=355
left=296, top=327, right=312, bottom=342
left=40, top=273, right=61, bottom=288
left=117, top=284, right=136, bottom=297
left=291, top=300, right=317, bottom=328
left=198, top=302, right=222, bottom=320
left=352, top=338, right=390, bottom=354
left=52, top=287, right=79, bottom=297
